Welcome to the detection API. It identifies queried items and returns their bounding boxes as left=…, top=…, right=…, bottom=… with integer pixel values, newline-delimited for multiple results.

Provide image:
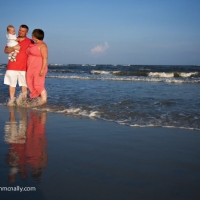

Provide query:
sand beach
left=0, top=105, right=199, bottom=200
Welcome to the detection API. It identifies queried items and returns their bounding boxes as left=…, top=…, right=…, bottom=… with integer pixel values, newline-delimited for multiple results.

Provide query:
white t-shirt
left=6, top=33, right=18, bottom=47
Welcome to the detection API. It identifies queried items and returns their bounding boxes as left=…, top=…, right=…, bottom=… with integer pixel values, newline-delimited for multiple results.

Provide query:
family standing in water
left=4, top=24, right=48, bottom=107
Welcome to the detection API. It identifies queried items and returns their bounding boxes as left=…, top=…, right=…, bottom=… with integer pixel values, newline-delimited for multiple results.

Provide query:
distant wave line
left=46, top=75, right=200, bottom=84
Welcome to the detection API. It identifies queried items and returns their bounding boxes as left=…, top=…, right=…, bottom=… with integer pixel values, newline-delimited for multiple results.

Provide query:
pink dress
left=26, top=43, right=48, bottom=99
left=26, top=112, right=47, bottom=168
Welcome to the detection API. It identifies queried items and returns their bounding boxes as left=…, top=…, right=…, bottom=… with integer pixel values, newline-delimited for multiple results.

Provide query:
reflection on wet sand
left=26, top=111, right=47, bottom=183
left=4, top=107, right=47, bottom=184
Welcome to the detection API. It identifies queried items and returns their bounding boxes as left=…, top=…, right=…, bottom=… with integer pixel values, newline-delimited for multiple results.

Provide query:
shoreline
left=0, top=105, right=200, bottom=200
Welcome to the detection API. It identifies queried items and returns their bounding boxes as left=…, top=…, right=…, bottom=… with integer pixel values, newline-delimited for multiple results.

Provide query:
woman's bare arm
left=39, top=43, right=48, bottom=76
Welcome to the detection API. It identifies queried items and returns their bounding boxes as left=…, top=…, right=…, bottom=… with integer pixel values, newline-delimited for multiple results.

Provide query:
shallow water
left=0, top=64, right=200, bottom=130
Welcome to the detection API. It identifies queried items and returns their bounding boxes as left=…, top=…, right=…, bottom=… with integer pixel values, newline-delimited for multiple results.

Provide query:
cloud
left=91, top=42, right=110, bottom=55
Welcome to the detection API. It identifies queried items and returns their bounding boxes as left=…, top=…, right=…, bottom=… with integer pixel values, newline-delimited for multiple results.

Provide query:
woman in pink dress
left=26, top=29, right=48, bottom=104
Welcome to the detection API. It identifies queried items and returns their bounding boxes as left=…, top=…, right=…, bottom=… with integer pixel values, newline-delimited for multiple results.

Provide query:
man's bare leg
left=10, top=86, right=27, bottom=99
left=7, top=86, right=16, bottom=106
left=9, top=86, right=16, bottom=99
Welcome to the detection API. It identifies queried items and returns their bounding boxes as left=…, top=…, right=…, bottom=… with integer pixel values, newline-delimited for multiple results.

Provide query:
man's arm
left=4, top=46, right=14, bottom=54
left=4, top=45, right=20, bottom=54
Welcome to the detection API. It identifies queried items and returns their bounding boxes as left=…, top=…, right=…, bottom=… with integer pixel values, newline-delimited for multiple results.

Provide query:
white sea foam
left=33, top=105, right=101, bottom=119
left=148, top=72, right=174, bottom=77
left=128, top=124, right=200, bottom=131
left=50, top=63, right=63, bottom=66
left=112, top=71, right=122, bottom=74
left=47, top=75, right=92, bottom=80
left=89, top=111, right=101, bottom=118
left=91, top=70, right=111, bottom=75
left=91, top=70, right=122, bottom=75
left=135, top=123, right=156, bottom=127
left=179, top=72, right=198, bottom=77
left=148, top=71, right=198, bottom=78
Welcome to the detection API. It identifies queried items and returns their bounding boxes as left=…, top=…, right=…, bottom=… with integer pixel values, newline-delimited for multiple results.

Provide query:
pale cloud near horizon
left=91, top=42, right=110, bottom=55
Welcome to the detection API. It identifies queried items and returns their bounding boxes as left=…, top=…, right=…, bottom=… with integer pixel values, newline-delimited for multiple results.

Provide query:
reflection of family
left=4, top=108, right=47, bottom=183
left=4, top=24, right=48, bottom=107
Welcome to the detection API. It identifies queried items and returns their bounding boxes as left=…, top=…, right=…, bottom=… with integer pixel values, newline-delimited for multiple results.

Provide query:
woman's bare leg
left=40, top=90, right=47, bottom=104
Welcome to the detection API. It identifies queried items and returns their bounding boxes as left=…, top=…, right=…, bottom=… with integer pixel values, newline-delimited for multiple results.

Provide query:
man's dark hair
left=32, top=29, right=44, bottom=40
left=20, top=24, right=29, bottom=31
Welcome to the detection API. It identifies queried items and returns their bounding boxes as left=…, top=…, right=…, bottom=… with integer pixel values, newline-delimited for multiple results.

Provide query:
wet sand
left=0, top=105, right=200, bottom=200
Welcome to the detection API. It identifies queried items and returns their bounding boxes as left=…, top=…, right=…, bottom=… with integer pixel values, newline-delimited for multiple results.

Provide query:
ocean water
left=0, top=64, right=200, bottom=130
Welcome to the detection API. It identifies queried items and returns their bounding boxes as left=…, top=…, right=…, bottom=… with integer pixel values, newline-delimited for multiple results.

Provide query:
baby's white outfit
left=6, top=33, right=19, bottom=62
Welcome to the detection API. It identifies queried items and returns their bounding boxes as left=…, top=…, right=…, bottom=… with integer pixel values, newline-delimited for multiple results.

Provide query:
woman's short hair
left=32, top=29, right=44, bottom=40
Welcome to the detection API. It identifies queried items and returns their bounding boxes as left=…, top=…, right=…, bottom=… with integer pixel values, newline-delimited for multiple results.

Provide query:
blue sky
left=0, top=0, right=200, bottom=65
